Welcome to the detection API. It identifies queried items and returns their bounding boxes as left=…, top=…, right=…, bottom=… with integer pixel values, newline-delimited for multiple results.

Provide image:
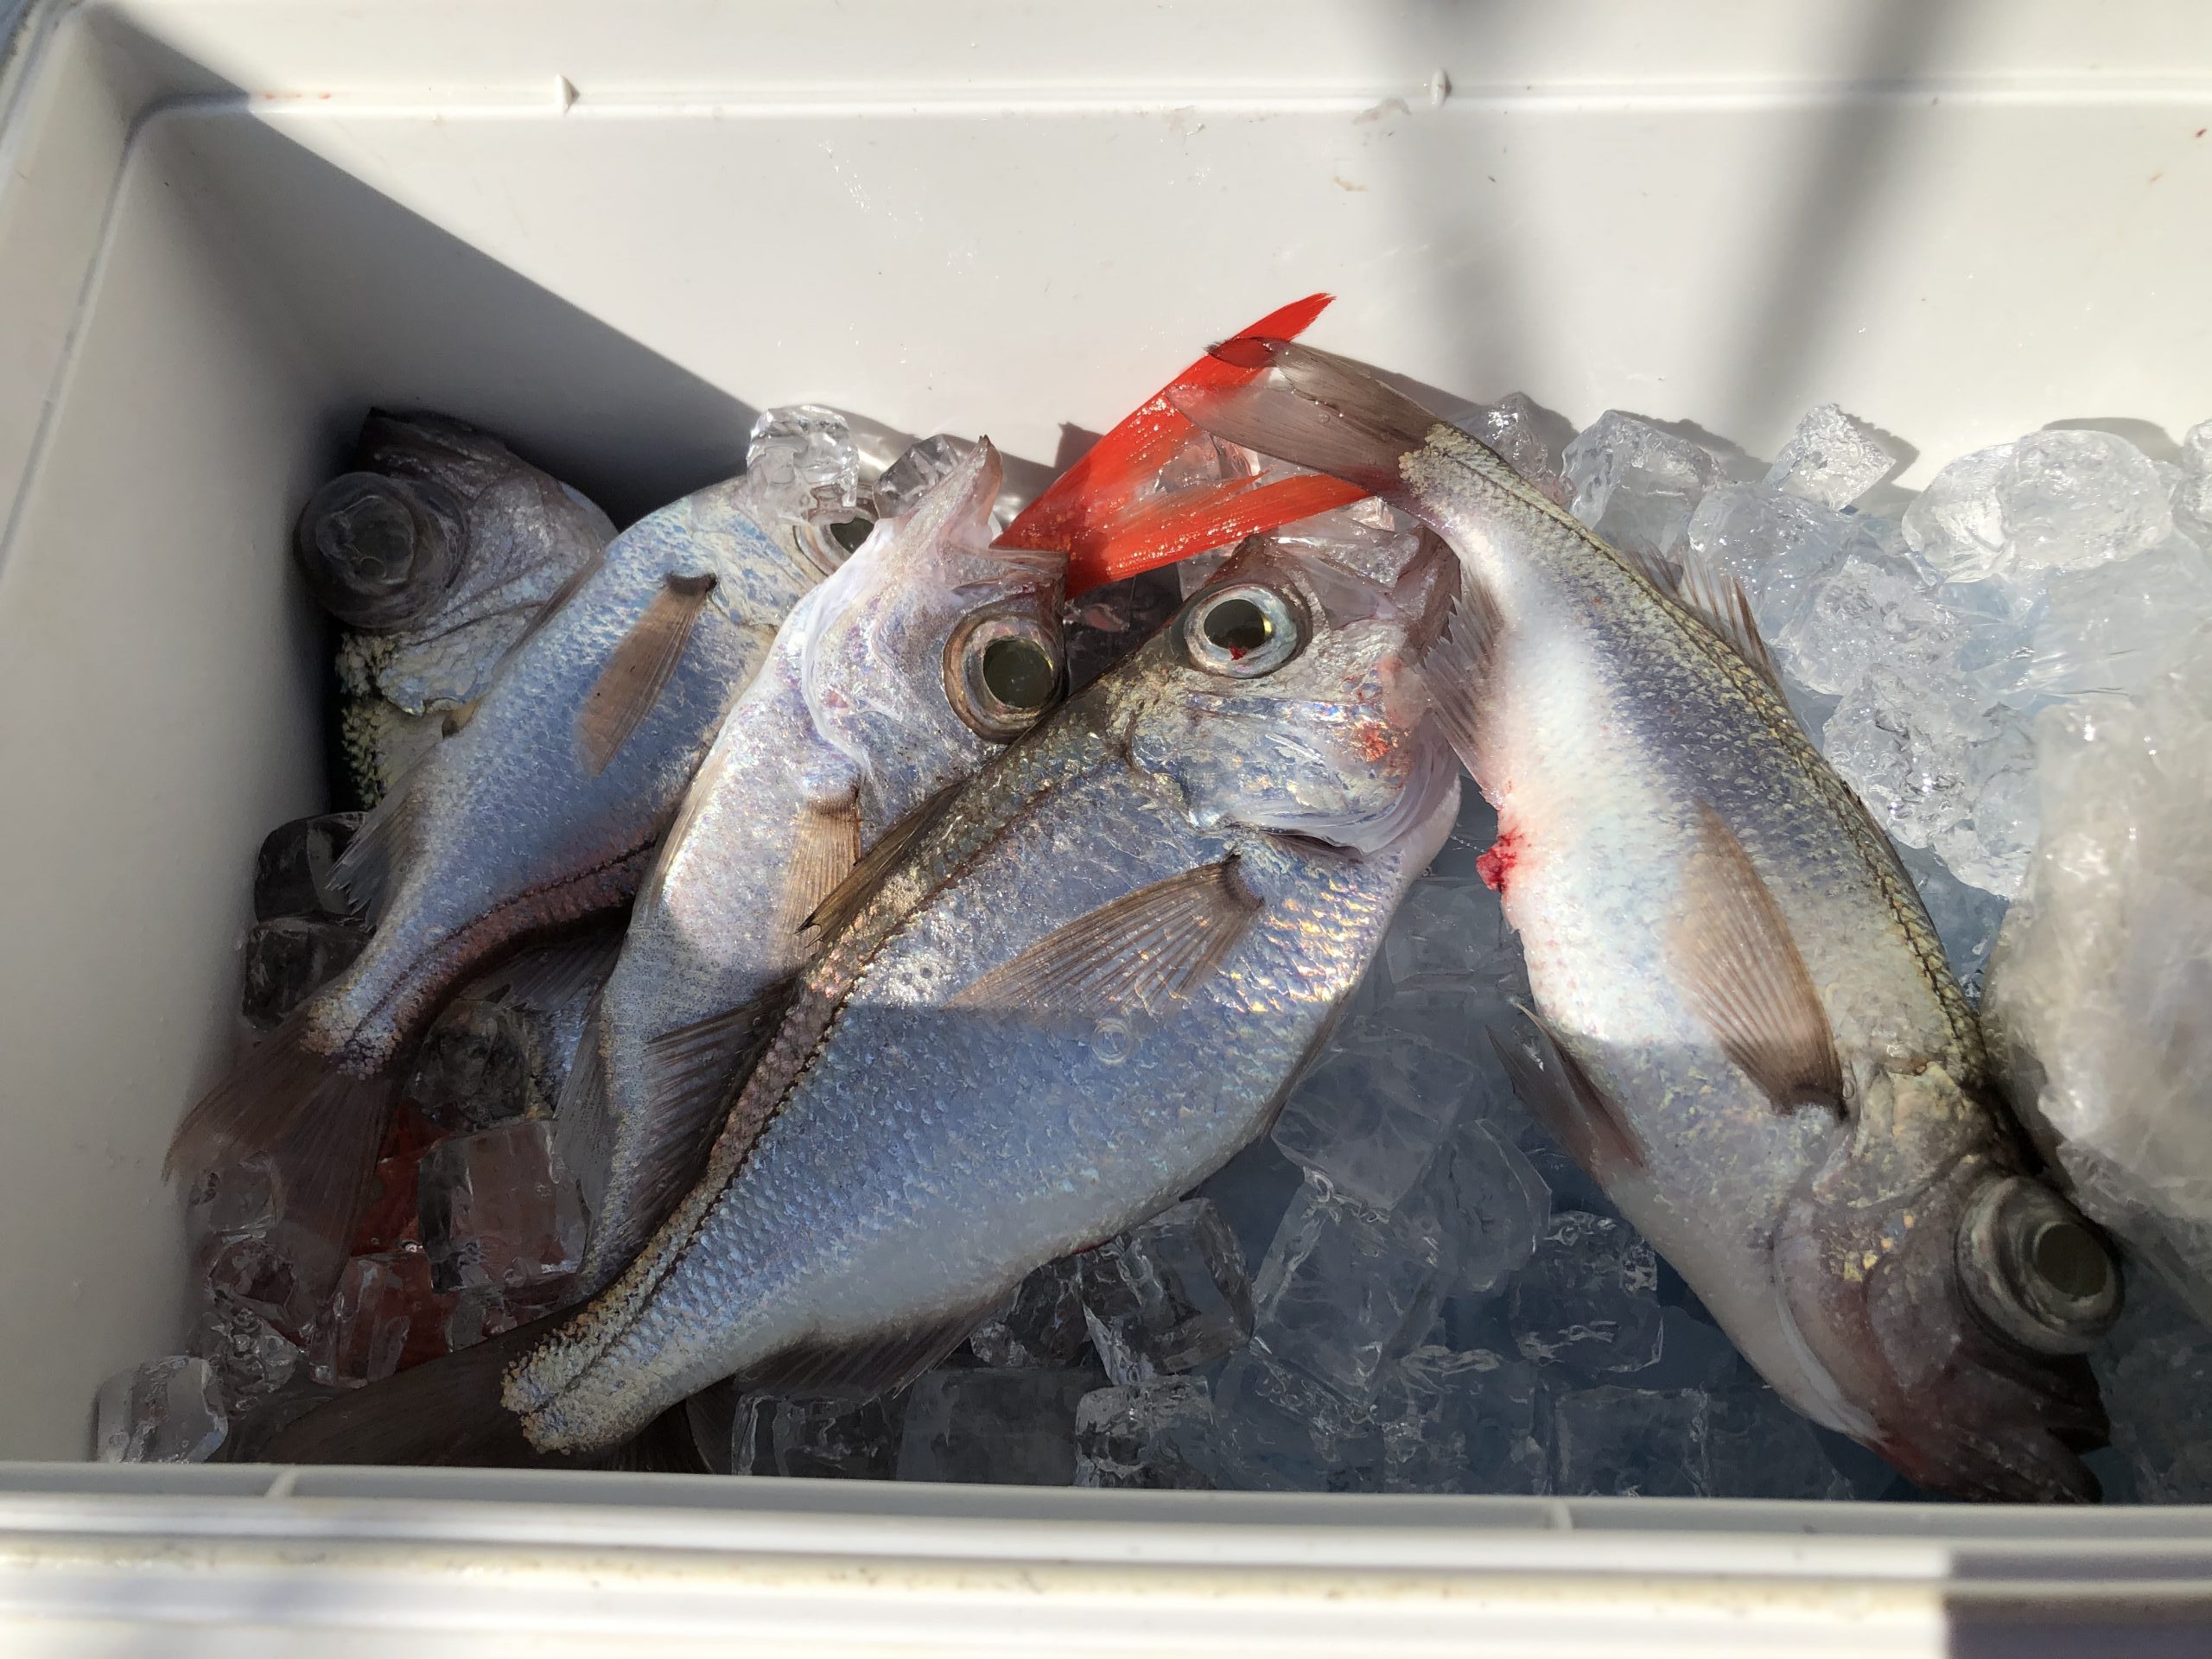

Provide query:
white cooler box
left=1, top=1, right=2209, bottom=1651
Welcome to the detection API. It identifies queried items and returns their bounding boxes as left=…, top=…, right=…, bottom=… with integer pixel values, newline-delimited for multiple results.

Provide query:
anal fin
left=577, top=572, right=718, bottom=776
left=949, top=859, right=1262, bottom=1020
left=1673, top=802, right=1847, bottom=1115
left=741, top=1300, right=1003, bottom=1400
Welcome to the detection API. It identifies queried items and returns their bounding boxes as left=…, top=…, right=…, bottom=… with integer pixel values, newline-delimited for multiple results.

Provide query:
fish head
left=801, top=437, right=1067, bottom=801
left=1775, top=1079, right=2120, bottom=1503
left=1120, top=527, right=1461, bottom=852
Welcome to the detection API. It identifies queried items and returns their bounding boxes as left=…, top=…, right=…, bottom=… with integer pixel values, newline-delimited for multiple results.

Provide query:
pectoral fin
left=1490, top=1017, right=1647, bottom=1178
left=949, top=860, right=1262, bottom=1020
left=577, top=572, right=718, bottom=776
left=1672, top=802, right=1847, bottom=1115
left=775, top=791, right=862, bottom=938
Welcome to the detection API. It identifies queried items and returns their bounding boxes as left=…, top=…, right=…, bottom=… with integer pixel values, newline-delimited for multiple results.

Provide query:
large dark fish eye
left=1184, top=583, right=1305, bottom=677
left=829, top=515, right=875, bottom=555
left=1955, top=1175, right=2122, bottom=1355
left=946, top=612, right=1062, bottom=741
left=293, top=472, right=463, bottom=632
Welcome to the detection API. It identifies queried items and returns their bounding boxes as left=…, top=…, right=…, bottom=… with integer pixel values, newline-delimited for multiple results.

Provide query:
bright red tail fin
left=997, top=295, right=1370, bottom=594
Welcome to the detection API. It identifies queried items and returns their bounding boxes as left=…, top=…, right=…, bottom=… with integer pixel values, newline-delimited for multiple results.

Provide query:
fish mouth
left=1879, top=1357, right=2109, bottom=1503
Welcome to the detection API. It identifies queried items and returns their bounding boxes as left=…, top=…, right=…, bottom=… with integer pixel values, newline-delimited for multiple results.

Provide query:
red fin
left=998, top=296, right=1369, bottom=595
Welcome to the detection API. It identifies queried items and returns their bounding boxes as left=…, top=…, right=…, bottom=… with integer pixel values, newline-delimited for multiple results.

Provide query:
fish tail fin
left=167, top=1014, right=391, bottom=1295
left=999, top=295, right=1370, bottom=594
left=257, top=1318, right=558, bottom=1467
left=1168, top=337, right=1445, bottom=499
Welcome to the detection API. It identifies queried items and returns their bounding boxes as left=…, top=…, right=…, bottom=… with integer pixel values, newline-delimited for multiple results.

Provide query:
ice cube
left=200, top=1230, right=330, bottom=1344
left=1763, top=404, right=1894, bottom=510
left=351, top=1104, right=449, bottom=1255
left=1775, top=546, right=1958, bottom=696
left=1703, top=1381, right=1852, bottom=1500
left=1250, top=1175, right=1450, bottom=1402
left=2000, top=429, right=2173, bottom=573
left=1077, top=1198, right=1253, bottom=1386
left=1551, top=1384, right=1710, bottom=1497
left=1819, top=668, right=1978, bottom=872
left=893, top=1368, right=1100, bottom=1485
left=1466, top=391, right=1571, bottom=504
left=416, top=1119, right=586, bottom=1300
left=1510, top=1211, right=1663, bottom=1376
left=406, top=998, right=535, bottom=1130
left=1426, top=1117, right=1550, bottom=1296
left=967, top=1255, right=1090, bottom=1369
left=1381, top=877, right=1518, bottom=993
left=239, top=918, right=370, bottom=1029
left=1903, top=443, right=2014, bottom=584
left=2175, top=418, right=2212, bottom=540
left=732, top=1394, right=904, bottom=1480
left=185, top=1158, right=284, bottom=1267
left=2094, top=1278, right=2212, bottom=1502
left=744, top=405, right=860, bottom=526
left=1271, top=1039, right=1475, bottom=1212
left=308, top=1249, right=450, bottom=1387
left=2012, top=537, right=2212, bottom=703
left=1681, top=484, right=1853, bottom=640
left=1376, top=1344, right=1548, bottom=1495
left=191, top=1292, right=303, bottom=1415
left=1208, top=1348, right=1384, bottom=1493
left=1072, top=1379, right=1217, bottom=1489
left=92, top=1357, right=227, bottom=1464
left=1564, top=411, right=1719, bottom=562
left=871, top=434, right=974, bottom=520
left=253, top=812, right=365, bottom=922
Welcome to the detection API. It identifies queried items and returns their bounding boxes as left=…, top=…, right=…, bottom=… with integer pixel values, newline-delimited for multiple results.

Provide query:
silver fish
left=170, top=464, right=842, bottom=1263
left=266, top=529, right=1461, bottom=1464
left=559, top=439, right=1066, bottom=1292
left=1173, top=340, right=2121, bottom=1502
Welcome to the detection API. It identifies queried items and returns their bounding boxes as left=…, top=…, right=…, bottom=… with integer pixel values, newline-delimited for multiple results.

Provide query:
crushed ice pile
left=99, top=402, right=2212, bottom=1504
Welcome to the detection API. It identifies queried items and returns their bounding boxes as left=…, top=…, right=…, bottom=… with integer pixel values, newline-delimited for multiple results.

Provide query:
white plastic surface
left=0, top=0, right=2209, bottom=1645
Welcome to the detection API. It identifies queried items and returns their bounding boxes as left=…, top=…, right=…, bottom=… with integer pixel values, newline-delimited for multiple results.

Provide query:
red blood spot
left=1477, top=827, right=1522, bottom=893
left=1228, top=644, right=1248, bottom=660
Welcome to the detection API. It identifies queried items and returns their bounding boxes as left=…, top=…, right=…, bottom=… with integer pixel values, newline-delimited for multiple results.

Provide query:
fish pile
left=89, top=298, right=2212, bottom=1505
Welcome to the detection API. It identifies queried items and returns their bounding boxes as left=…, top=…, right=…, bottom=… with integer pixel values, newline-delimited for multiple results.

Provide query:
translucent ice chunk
left=732, top=1394, right=904, bottom=1480
left=92, top=1357, right=226, bottom=1464
left=1209, top=1348, right=1384, bottom=1493
left=2175, top=418, right=2212, bottom=540
left=2094, top=1276, right=2212, bottom=1501
left=893, top=1368, right=1099, bottom=1485
left=416, top=1119, right=586, bottom=1300
left=871, top=434, right=974, bottom=520
left=1903, top=443, right=2013, bottom=584
left=2001, top=429, right=2172, bottom=573
left=1376, top=1345, right=1548, bottom=1495
left=1426, top=1117, right=1550, bottom=1296
left=2010, top=537, right=2212, bottom=703
left=1510, top=1211, right=1663, bottom=1376
left=1983, top=640, right=2212, bottom=1320
left=1896, top=839, right=2011, bottom=994
left=1564, top=410, right=1719, bottom=562
left=240, top=918, right=370, bottom=1030
left=1250, top=1176, right=1450, bottom=1401
left=743, top=404, right=860, bottom=526
left=1078, top=1198, right=1252, bottom=1387
left=1072, top=1379, right=1217, bottom=1490
left=1381, top=877, right=1520, bottom=994
left=968, top=1255, right=1090, bottom=1369
left=1551, top=1385, right=1710, bottom=1497
left=192, top=1292, right=303, bottom=1415
left=1775, top=546, right=1957, bottom=697
left=1463, top=391, right=1571, bottom=504
left=1271, top=1039, right=1476, bottom=1211
left=253, top=812, right=364, bottom=922
left=308, top=1250, right=448, bottom=1387
left=1763, top=404, right=1893, bottom=510
left=1681, top=484, right=1852, bottom=640
left=1702, top=1381, right=1852, bottom=1499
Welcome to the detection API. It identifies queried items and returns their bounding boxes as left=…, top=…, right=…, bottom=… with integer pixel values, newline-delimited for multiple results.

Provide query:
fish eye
left=946, top=613, right=1061, bottom=741
left=1955, top=1176, right=2122, bottom=1356
left=829, top=515, right=875, bottom=555
left=293, top=473, right=462, bottom=631
left=1184, top=584, right=1305, bottom=677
